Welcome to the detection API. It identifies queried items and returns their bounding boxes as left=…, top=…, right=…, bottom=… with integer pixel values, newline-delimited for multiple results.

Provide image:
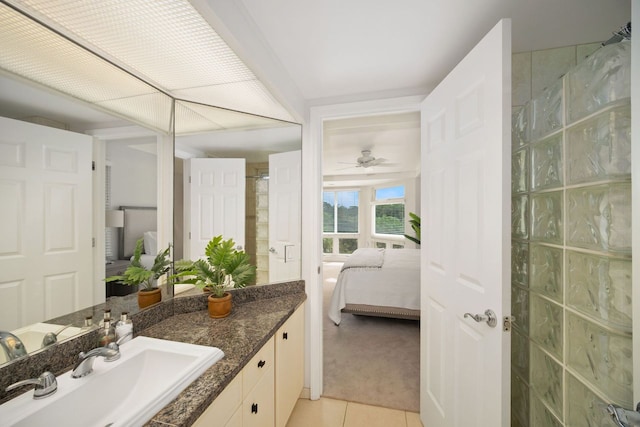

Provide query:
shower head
left=602, top=22, right=631, bottom=46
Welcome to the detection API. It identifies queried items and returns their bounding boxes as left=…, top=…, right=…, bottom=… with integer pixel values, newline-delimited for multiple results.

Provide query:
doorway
left=318, top=104, right=420, bottom=412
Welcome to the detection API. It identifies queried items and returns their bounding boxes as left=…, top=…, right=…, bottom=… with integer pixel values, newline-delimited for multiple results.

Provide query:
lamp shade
left=105, top=210, right=124, bottom=228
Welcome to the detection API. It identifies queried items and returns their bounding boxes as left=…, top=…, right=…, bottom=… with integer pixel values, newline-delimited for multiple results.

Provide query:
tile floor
left=286, top=397, right=423, bottom=427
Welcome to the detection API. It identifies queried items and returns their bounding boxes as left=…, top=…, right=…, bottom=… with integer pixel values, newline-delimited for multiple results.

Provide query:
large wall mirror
left=0, top=3, right=301, bottom=368
left=173, top=100, right=302, bottom=295
left=0, top=70, right=174, bottom=366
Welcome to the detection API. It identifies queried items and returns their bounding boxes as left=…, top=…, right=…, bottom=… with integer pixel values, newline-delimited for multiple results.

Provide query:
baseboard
left=299, top=387, right=311, bottom=399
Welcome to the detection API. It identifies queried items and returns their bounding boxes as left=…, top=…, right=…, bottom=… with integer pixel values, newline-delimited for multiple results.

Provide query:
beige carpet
left=322, top=262, right=420, bottom=412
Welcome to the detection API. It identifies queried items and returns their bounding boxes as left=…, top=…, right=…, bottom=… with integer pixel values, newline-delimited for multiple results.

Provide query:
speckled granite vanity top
left=0, top=281, right=306, bottom=427
left=142, top=285, right=306, bottom=426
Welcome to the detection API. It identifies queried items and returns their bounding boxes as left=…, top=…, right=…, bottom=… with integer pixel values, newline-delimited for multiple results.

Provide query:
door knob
left=463, top=309, right=497, bottom=327
left=269, top=247, right=277, bottom=253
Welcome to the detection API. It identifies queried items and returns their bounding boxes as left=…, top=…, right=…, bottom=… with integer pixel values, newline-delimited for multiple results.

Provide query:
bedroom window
left=323, top=190, right=359, bottom=255
left=372, top=185, right=405, bottom=236
left=323, top=190, right=359, bottom=233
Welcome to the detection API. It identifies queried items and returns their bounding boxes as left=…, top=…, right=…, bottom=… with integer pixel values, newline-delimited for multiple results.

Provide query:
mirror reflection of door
left=183, top=158, right=246, bottom=260
left=0, top=117, right=93, bottom=330
left=268, top=150, right=301, bottom=283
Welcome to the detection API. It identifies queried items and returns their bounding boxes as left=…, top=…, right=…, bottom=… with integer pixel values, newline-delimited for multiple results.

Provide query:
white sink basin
left=0, top=323, right=83, bottom=364
left=0, top=336, right=224, bottom=427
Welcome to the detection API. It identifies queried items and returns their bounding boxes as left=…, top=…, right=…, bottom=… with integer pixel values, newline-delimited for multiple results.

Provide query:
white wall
left=107, top=137, right=157, bottom=208
left=107, top=137, right=157, bottom=259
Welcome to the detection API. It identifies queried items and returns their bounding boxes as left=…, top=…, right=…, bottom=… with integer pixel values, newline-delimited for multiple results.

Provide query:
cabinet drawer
left=243, top=365, right=275, bottom=427
left=243, top=336, right=274, bottom=399
left=193, top=374, right=242, bottom=427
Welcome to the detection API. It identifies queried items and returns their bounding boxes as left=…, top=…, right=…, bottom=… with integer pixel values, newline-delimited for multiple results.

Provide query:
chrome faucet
left=6, top=371, right=57, bottom=399
left=71, top=345, right=120, bottom=378
left=0, top=331, right=27, bottom=361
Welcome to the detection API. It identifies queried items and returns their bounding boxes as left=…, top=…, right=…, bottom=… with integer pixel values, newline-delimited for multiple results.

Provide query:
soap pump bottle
left=115, top=312, right=133, bottom=344
left=99, top=309, right=111, bottom=327
left=98, top=318, right=116, bottom=347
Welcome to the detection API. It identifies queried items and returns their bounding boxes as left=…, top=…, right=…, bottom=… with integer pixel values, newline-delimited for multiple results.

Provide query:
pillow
left=143, top=231, right=157, bottom=255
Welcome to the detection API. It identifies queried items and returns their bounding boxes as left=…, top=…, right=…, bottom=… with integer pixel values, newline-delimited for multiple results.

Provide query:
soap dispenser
left=115, top=312, right=133, bottom=344
left=99, top=309, right=112, bottom=327
left=98, top=318, right=116, bottom=347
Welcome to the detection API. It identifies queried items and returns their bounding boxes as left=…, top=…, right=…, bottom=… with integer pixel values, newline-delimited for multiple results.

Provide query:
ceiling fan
left=338, top=150, right=389, bottom=169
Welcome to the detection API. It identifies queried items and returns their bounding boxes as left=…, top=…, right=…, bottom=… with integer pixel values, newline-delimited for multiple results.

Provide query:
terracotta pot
left=208, top=292, right=232, bottom=318
left=138, top=288, right=162, bottom=309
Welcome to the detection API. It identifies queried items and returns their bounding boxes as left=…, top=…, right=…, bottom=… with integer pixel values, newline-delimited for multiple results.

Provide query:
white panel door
left=0, top=116, right=93, bottom=330
left=268, top=150, right=301, bottom=282
left=420, top=20, right=511, bottom=427
left=184, top=158, right=245, bottom=260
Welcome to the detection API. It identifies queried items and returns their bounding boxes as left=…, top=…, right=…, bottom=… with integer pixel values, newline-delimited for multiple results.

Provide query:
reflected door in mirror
left=184, top=158, right=246, bottom=260
left=268, top=150, right=301, bottom=282
left=0, top=117, right=94, bottom=330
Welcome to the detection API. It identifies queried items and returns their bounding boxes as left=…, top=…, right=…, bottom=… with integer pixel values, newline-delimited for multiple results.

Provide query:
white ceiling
left=323, top=112, right=421, bottom=187
left=231, top=0, right=631, bottom=103
left=211, top=0, right=630, bottom=186
left=0, top=1, right=631, bottom=185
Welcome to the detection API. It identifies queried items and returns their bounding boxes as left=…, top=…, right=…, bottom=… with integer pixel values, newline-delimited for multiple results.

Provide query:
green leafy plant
left=404, top=212, right=421, bottom=245
left=172, top=235, right=256, bottom=298
left=105, top=238, right=172, bottom=291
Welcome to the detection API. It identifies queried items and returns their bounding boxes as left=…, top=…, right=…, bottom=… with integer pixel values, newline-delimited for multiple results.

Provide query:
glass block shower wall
left=511, top=41, right=632, bottom=427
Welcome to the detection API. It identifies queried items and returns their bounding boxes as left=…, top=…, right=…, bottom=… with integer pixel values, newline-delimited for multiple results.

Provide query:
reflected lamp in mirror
left=105, top=210, right=124, bottom=228
left=105, top=210, right=124, bottom=263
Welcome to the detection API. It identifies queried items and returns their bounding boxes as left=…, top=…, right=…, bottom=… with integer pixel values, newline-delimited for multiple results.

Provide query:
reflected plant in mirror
left=106, top=238, right=172, bottom=309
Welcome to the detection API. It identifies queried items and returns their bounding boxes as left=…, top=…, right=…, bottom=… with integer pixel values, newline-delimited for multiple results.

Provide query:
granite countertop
left=141, top=287, right=306, bottom=427
left=0, top=281, right=306, bottom=427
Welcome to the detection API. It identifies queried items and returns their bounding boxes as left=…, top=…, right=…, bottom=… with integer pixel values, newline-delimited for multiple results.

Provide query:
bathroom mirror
left=0, top=2, right=301, bottom=367
left=0, top=70, right=174, bottom=365
left=173, top=100, right=302, bottom=295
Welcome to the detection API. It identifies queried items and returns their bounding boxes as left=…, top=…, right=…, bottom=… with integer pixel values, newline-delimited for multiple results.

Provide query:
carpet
left=322, top=262, right=420, bottom=412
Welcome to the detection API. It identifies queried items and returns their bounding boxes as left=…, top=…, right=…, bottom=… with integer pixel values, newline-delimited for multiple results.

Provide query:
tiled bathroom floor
left=286, top=397, right=423, bottom=427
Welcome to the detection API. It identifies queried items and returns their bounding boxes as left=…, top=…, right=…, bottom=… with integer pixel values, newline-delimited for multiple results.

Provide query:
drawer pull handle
left=257, top=360, right=266, bottom=368
left=251, top=403, right=258, bottom=414
left=283, top=332, right=288, bottom=340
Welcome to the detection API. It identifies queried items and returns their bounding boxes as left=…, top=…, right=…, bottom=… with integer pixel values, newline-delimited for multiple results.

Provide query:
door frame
left=632, top=0, right=639, bottom=405
left=304, top=95, right=424, bottom=399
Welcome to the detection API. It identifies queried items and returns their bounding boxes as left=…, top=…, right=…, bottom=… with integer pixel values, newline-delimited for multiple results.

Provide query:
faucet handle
left=5, top=371, right=57, bottom=399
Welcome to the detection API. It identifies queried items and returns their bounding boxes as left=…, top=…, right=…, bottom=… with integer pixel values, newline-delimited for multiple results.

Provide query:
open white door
left=183, top=158, right=245, bottom=260
left=269, top=150, right=301, bottom=282
left=0, top=117, right=93, bottom=329
left=420, top=20, right=511, bottom=427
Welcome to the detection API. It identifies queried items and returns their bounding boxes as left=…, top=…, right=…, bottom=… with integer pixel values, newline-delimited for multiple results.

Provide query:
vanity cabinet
left=275, top=305, right=304, bottom=427
left=193, top=305, right=304, bottom=427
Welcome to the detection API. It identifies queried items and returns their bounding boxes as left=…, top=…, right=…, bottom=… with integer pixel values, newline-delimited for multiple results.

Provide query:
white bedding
left=328, top=248, right=420, bottom=325
left=133, top=254, right=156, bottom=270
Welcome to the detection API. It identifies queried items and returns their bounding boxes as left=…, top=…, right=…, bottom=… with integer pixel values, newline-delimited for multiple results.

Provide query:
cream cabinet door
left=243, top=365, right=275, bottom=427
left=226, top=407, right=242, bottom=427
left=192, top=374, right=242, bottom=427
left=243, top=337, right=274, bottom=399
left=275, top=305, right=305, bottom=427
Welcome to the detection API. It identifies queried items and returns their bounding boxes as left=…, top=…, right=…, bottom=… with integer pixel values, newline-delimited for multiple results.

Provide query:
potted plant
left=172, top=235, right=256, bottom=318
left=404, top=212, right=421, bottom=246
left=105, top=238, right=172, bottom=309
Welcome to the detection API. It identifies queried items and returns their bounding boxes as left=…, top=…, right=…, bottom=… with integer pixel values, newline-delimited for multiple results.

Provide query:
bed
left=328, top=248, right=421, bottom=325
